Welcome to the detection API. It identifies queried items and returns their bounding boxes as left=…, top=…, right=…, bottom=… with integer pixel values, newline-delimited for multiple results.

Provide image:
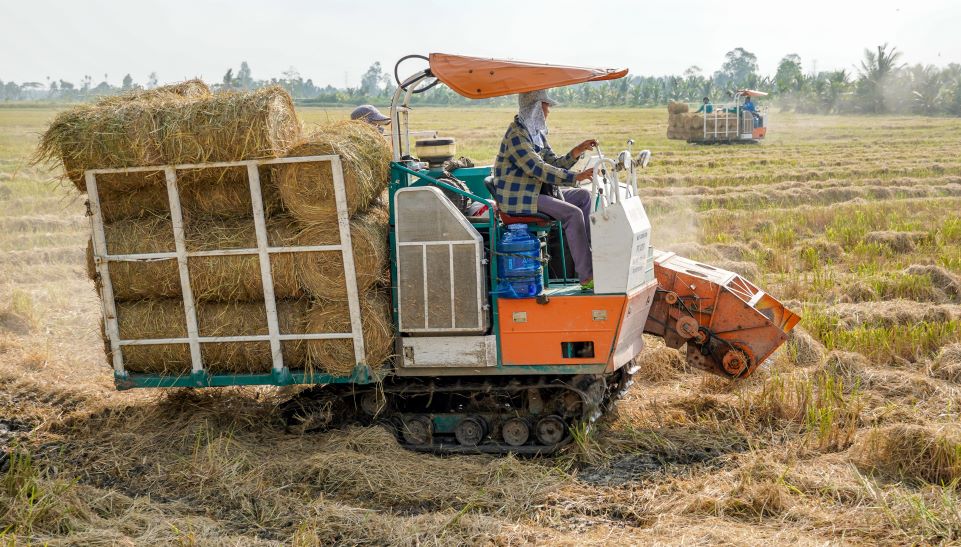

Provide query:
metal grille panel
left=395, top=187, right=487, bottom=334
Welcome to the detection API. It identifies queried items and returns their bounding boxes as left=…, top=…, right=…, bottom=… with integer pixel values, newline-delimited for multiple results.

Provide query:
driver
left=492, top=90, right=598, bottom=289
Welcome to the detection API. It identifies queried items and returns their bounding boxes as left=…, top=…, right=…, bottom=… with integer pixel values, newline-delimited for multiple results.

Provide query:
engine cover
left=589, top=195, right=654, bottom=294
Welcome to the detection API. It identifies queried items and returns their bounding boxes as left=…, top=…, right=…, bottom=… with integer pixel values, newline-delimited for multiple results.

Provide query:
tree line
left=3, top=45, right=960, bottom=116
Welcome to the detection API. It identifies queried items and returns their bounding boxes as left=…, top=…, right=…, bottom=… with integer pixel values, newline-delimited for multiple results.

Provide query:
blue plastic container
left=497, top=224, right=543, bottom=298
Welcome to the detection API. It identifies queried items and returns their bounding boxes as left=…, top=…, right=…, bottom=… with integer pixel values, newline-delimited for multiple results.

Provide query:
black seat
left=483, top=176, right=552, bottom=225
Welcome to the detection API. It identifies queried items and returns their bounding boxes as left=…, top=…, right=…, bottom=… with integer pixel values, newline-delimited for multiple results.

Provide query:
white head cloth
left=518, top=89, right=558, bottom=148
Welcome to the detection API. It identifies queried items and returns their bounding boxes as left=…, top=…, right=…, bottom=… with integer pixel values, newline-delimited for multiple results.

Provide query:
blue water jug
left=496, top=224, right=543, bottom=298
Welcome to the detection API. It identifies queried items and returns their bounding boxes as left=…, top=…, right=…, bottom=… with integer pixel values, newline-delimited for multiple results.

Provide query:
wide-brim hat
left=518, top=89, right=559, bottom=109
left=350, top=104, right=390, bottom=123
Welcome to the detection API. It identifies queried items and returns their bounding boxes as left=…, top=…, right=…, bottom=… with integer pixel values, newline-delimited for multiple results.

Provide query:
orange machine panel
left=429, top=53, right=628, bottom=99
left=498, top=295, right=626, bottom=366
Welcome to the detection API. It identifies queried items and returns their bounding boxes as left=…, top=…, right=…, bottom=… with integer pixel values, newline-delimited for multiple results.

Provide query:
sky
left=2, top=0, right=959, bottom=87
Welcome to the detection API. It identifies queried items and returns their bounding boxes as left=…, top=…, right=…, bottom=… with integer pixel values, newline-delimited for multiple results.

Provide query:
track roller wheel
left=535, top=415, right=566, bottom=445
left=401, top=416, right=433, bottom=446
left=359, top=390, right=384, bottom=416
left=501, top=417, right=531, bottom=447
left=454, top=416, right=488, bottom=446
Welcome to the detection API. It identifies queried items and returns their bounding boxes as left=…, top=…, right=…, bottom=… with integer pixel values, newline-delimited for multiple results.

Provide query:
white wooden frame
left=86, top=155, right=366, bottom=377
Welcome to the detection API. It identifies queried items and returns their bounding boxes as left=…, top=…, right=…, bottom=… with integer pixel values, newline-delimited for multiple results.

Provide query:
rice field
left=2, top=105, right=961, bottom=544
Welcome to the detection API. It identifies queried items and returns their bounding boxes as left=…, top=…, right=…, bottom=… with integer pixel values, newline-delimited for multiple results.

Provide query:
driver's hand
left=572, top=139, right=598, bottom=157
left=575, top=169, right=594, bottom=182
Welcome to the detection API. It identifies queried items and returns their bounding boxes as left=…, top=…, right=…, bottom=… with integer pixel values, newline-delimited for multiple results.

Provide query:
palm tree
left=820, top=70, right=851, bottom=113
left=857, top=43, right=904, bottom=113
left=909, top=64, right=944, bottom=115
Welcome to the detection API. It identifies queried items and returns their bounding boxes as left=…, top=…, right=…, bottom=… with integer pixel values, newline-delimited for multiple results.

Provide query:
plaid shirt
left=492, top=116, right=578, bottom=214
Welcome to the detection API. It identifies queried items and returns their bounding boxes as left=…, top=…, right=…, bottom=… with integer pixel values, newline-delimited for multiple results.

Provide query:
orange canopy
left=737, top=89, right=769, bottom=97
left=428, top=53, right=628, bottom=99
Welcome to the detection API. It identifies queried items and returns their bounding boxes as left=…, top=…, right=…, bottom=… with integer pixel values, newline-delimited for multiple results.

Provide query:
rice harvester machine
left=671, top=89, right=769, bottom=144
left=93, top=53, right=800, bottom=455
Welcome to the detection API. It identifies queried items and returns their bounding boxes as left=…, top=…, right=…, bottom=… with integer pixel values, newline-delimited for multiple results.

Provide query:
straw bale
left=38, top=100, right=167, bottom=190
left=668, top=101, right=689, bottom=115
left=90, top=216, right=303, bottom=301
left=275, top=121, right=391, bottom=223
left=96, top=170, right=284, bottom=223
left=157, top=86, right=300, bottom=169
left=94, top=79, right=211, bottom=106
left=305, top=290, right=394, bottom=374
left=115, top=299, right=309, bottom=375
left=36, top=86, right=300, bottom=191
left=295, top=203, right=389, bottom=301
left=89, top=207, right=388, bottom=301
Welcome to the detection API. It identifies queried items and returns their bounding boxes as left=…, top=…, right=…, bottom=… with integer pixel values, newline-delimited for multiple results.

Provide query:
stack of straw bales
left=666, top=100, right=743, bottom=141
left=38, top=82, right=394, bottom=376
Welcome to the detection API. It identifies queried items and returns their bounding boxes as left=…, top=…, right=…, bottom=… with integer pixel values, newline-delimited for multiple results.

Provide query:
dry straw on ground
left=931, top=343, right=961, bottom=383
left=905, top=264, right=961, bottom=299
left=785, top=327, right=825, bottom=367
left=636, top=345, right=688, bottom=382
left=854, top=424, right=961, bottom=485
left=275, top=121, right=392, bottom=224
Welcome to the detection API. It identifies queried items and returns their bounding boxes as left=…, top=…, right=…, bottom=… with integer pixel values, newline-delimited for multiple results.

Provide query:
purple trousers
left=537, top=187, right=592, bottom=283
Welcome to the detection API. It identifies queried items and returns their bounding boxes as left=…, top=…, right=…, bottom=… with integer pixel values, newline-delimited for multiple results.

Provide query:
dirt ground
left=2, top=106, right=961, bottom=545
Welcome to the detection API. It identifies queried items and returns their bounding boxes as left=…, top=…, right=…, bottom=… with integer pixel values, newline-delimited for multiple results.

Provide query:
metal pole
left=85, top=171, right=125, bottom=375
left=331, top=157, right=367, bottom=365
left=246, top=163, right=284, bottom=372
left=165, top=168, right=203, bottom=373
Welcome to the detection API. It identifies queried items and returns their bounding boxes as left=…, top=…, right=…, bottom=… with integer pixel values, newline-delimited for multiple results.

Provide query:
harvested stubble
left=306, top=290, right=393, bottom=373
left=853, top=424, right=961, bottom=485
left=785, top=327, right=825, bottom=367
left=636, top=345, right=688, bottom=382
left=36, top=86, right=301, bottom=192
left=931, top=343, right=961, bottom=383
left=275, top=121, right=391, bottom=224
left=905, top=264, right=961, bottom=299
left=115, top=299, right=309, bottom=374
